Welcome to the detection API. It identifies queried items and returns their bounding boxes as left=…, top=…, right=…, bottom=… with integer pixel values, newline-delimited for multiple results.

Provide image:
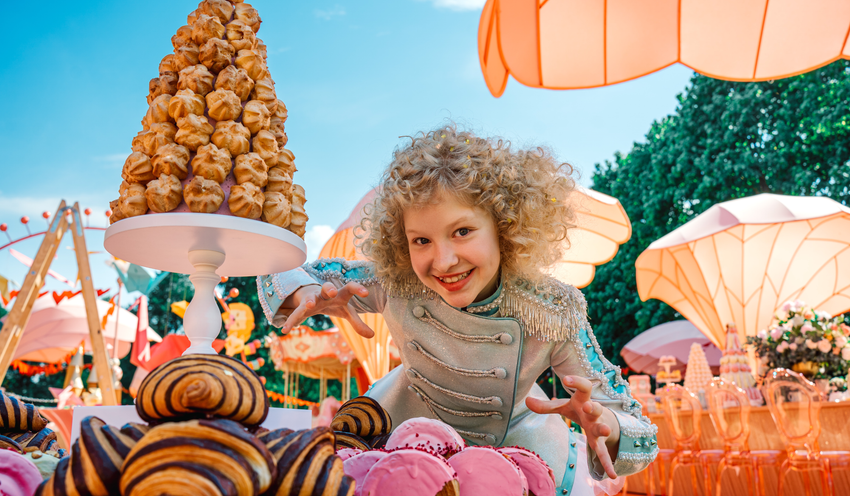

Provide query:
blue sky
left=0, top=0, right=693, bottom=301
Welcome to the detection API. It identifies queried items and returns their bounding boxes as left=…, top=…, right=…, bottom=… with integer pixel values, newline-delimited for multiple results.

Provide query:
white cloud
left=0, top=192, right=114, bottom=225
left=315, top=5, right=346, bottom=20
left=304, top=224, right=336, bottom=262
left=421, top=0, right=486, bottom=11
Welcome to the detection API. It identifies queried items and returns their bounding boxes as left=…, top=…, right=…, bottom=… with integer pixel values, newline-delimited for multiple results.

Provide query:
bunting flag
left=130, top=295, right=151, bottom=368
left=9, top=248, right=74, bottom=287
left=108, top=259, right=168, bottom=295
left=0, top=274, right=11, bottom=306
left=265, top=389, right=317, bottom=408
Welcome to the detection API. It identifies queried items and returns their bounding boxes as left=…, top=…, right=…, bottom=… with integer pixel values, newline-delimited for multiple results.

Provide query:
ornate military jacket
left=258, top=258, right=658, bottom=494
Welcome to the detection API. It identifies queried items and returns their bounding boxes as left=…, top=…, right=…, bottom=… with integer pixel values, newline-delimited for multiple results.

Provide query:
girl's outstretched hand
left=281, top=282, right=375, bottom=338
left=525, top=375, right=620, bottom=479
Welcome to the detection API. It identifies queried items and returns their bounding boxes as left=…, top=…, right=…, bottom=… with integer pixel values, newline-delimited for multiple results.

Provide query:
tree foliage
left=585, top=60, right=850, bottom=367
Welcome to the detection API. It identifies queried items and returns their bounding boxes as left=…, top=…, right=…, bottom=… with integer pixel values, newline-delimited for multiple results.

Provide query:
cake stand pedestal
left=104, top=214, right=306, bottom=355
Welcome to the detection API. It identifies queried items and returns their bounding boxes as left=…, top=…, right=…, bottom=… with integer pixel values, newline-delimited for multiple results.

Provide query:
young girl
left=258, top=126, right=657, bottom=495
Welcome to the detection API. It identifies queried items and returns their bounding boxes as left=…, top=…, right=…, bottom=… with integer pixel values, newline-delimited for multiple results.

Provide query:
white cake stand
left=104, top=213, right=306, bottom=355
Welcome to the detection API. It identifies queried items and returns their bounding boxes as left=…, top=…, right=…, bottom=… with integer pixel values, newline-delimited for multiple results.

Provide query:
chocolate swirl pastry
left=257, top=428, right=294, bottom=450
left=120, top=418, right=276, bottom=496
left=135, top=354, right=269, bottom=426
left=0, top=433, right=23, bottom=453
left=332, top=431, right=371, bottom=451
left=267, top=427, right=355, bottom=496
left=0, top=391, right=48, bottom=432
left=120, top=422, right=151, bottom=442
left=330, top=396, right=392, bottom=438
left=37, top=416, right=136, bottom=496
left=4, top=428, right=60, bottom=453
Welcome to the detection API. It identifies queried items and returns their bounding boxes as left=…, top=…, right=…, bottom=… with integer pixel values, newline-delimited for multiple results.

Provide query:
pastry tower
left=109, top=0, right=308, bottom=238
left=683, top=342, right=713, bottom=394
left=720, top=324, right=764, bottom=405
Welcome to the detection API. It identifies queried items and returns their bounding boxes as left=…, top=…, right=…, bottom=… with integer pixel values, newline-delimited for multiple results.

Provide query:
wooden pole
left=69, top=203, right=117, bottom=406
left=0, top=201, right=68, bottom=385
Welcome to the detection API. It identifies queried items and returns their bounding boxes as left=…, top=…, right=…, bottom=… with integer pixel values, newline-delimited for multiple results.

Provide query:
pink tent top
left=621, top=320, right=721, bottom=375
left=3, top=294, right=162, bottom=363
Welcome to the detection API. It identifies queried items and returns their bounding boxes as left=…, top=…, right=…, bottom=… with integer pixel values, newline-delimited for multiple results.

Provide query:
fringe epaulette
left=384, top=270, right=587, bottom=342
left=502, top=276, right=588, bottom=342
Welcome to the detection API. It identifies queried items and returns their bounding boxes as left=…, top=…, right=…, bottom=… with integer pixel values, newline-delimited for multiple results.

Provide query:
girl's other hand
left=282, top=282, right=375, bottom=338
left=525, top=375, right=620, bottom=479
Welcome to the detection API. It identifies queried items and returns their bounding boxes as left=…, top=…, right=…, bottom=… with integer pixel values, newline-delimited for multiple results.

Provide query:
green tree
left=585, top=60, right=850, bottom=367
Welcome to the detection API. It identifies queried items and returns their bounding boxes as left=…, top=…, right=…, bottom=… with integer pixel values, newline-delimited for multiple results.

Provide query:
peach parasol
left=635, top=193, right=850, bottom=347
left=479, top=0, right=850, bottom=96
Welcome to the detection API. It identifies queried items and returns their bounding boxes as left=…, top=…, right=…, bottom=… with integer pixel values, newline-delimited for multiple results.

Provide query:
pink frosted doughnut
left=0, top=450, right=43, bottom=496
left=384, top=417, right=465, bottom=456
left=343, top=450, right=390, bottom=496
left=360, top=448, right=459, bottom=496
left=336, top=448, right=364, bottom=461
left=448, top=446, right=528, bottom=496
left=498, top=447, right=556, bottom=496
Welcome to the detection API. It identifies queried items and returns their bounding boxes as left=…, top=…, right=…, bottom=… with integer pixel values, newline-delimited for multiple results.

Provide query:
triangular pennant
left=131, top=295, right=152, bottom=368
left=109, top=1, right=308, bottom=239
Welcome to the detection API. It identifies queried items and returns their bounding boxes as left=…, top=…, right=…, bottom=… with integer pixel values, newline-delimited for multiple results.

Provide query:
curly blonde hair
left=356, top=125, right=577, bottom=283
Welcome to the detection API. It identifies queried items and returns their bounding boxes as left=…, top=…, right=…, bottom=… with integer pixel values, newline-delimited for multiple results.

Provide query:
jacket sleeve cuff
left=256, top=269, right=320, bottom=328
left=587, top=410, right=659, bottom=480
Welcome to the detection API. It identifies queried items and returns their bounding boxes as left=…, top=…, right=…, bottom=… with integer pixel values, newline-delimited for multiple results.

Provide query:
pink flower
left=801, top=324, right=814, bottom=333
left=781, top=302, right=793, bottom=312
left=790, top=343, right=798, bottom=351
left=817, top=339, right=832, bottom=353
left=806, top=339, right=818, bottom=350
left=842, top=347, right=850, bottom=361
left=770, top=327, right=784, bottom=340
left=777, top=342, right=790, bottom=353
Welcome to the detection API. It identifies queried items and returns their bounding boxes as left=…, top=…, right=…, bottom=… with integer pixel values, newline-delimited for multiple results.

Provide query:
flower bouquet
left=746, top=300, right=849, bottom=381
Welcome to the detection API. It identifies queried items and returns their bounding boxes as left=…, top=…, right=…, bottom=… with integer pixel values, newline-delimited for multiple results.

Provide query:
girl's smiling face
left=403, top=193, right=501, bottom=308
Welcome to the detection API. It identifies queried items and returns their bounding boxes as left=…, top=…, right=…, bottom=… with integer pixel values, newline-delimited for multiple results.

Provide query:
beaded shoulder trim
left=501, top=276, right=588, bottom=342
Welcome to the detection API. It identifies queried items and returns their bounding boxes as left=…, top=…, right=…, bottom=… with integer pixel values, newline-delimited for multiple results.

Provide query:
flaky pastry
left=228, top=182, right=264, bottom=219
left=177, top=64, right=215, bottom=96
left=192, top=142, right=232, bottom=183
left=147, top=94, right=173, bottom=123
left=145, top=174, right=183, bottom=213
left=159, top=54, right=177, bottom=74
left=252, top=130, right=279, bottom=166
left=187, top=8, right=199, bottom=25
left=289, top=184, right=308, bottom=238
left=225, top=19, right=257, bottom=51
left=122, top=152, right=156, bottom=184
left=274, top=99, right=288, bottom=122
left=214, top=65, right=254, bottom=101
left=175, top=114, right=214, bottom=151
left=233, top=152, right=268, bottom=187
left=151, top=122, right=178, bottom=141
left=191, top=14, right=225, bottom=46
left=133, top=129, right=174, bottom=156
left=147, top=72, right=178, bottom=104
left=184, top=175, right=225, bottom=213
left=241, top=100, right=270, bottom=135
left=256, top=40, right=268, bottom=60
left=168, top=89, right=205, bottom=120
left=261, top=191, right=291, bottom=228
left=199, top=38, right=234, bottom=73
left=250, top=77, right=277, bottom=113
left=235, top=3, right=261, bottom=32
left=205, top=89, right=242, bottom=121
left=172, top=25, right=194, bottom=49
left=198, top=0, right=234, bottom=24
left=173, top=43, right=200, bottom=72
left=120, top=181, right=148, bottom=217
left=276, top=148, right=297, bottom=176
left=109, top=199, right=126, bottom=224
left=265, top=166, right=293, bottom=194
left=152, top=143, right=191, bottom=179
left=210, top=120, right=251, bottom=156
left=269, top=116, right=286, bottom=148
left=235, top=49, right=267, bottom=81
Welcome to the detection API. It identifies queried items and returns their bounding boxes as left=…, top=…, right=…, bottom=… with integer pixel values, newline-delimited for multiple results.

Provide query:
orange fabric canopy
left=479, top=0, right=850, bottom=96
left=636, top=194, right=850, bottom=347
left=552, top=186, right=631, bottom=288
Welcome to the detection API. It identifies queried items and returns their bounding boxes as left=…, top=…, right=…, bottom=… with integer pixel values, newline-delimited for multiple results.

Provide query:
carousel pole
left=111, top=278, right=123, bottom=404
left=0, top=201, right=68, bottom=385
left=319, top=366, right=326, bottom=403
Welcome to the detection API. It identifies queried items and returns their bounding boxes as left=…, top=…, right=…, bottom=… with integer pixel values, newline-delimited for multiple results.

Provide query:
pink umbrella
left=2, top=294, right=162, bottom=363
left=621, top=320, right=721, bottom=375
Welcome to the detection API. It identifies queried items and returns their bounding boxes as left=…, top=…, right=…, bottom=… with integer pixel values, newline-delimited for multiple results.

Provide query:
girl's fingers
left=321, top=282, right=338, bottom=300
left=563, top=376, right=594, bottom=404
left=525, top=396, right=571, bottom=415
left=346, top=308, right=376, bottom=338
